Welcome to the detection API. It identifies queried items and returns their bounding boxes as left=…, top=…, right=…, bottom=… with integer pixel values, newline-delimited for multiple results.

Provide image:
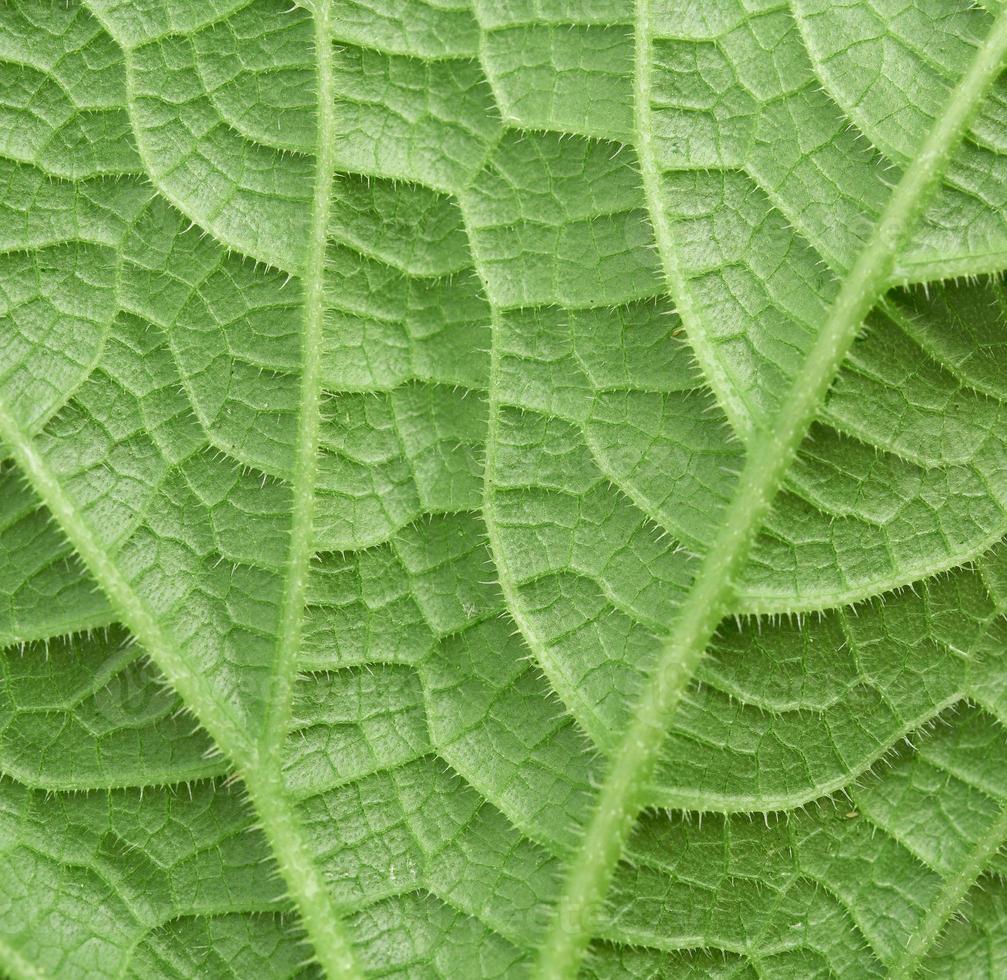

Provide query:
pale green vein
left=0, top=398, right=360, bottom=980
left=530, top=5, right=1007, bottom=978
left=0, top=403, right=250, bottom=767
left=631, top=51, right=750, bottom=440
left=890, top=804, right=1007, bottom=979
left=261, top=0, right=336, bottom=766
left=253, top=6, right=364, bottom=977
left=0, top=2, right=362, bottom=975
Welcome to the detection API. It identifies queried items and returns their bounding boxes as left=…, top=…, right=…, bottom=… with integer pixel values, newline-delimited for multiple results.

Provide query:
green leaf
left=2, top=1, right=1007, bottom=978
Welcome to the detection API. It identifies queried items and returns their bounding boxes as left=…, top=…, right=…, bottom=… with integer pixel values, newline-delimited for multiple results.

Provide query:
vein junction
left=531, top=5, right=1007, bottom=977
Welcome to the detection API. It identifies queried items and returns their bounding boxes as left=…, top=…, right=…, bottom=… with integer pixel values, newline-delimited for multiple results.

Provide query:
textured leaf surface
left=2, top=1, right=1007, bottom=978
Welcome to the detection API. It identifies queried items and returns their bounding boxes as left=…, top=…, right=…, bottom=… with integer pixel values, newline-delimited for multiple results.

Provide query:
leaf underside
left=2, top=1, right=1007, bottom=978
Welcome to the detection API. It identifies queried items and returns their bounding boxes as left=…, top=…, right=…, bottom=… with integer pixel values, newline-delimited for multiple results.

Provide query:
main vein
left=0, top=403, right=365, bottom=980
left=0, top=396, right=361, bottom=980
left=262, top=0, right=335, bottom=764
left=0, top=402, right=251, bottom=768
left=531, top=5, right=1007, bottom=977
left=0, top=2, right=362, bottom=977
left=890, top=801, right=1007, bottom=978
left=254, top=4, right=363, bottom=978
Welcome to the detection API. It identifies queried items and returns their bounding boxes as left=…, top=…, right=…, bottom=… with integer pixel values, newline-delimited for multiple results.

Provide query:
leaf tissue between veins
left=2, top=1, right=1007, bottom=978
